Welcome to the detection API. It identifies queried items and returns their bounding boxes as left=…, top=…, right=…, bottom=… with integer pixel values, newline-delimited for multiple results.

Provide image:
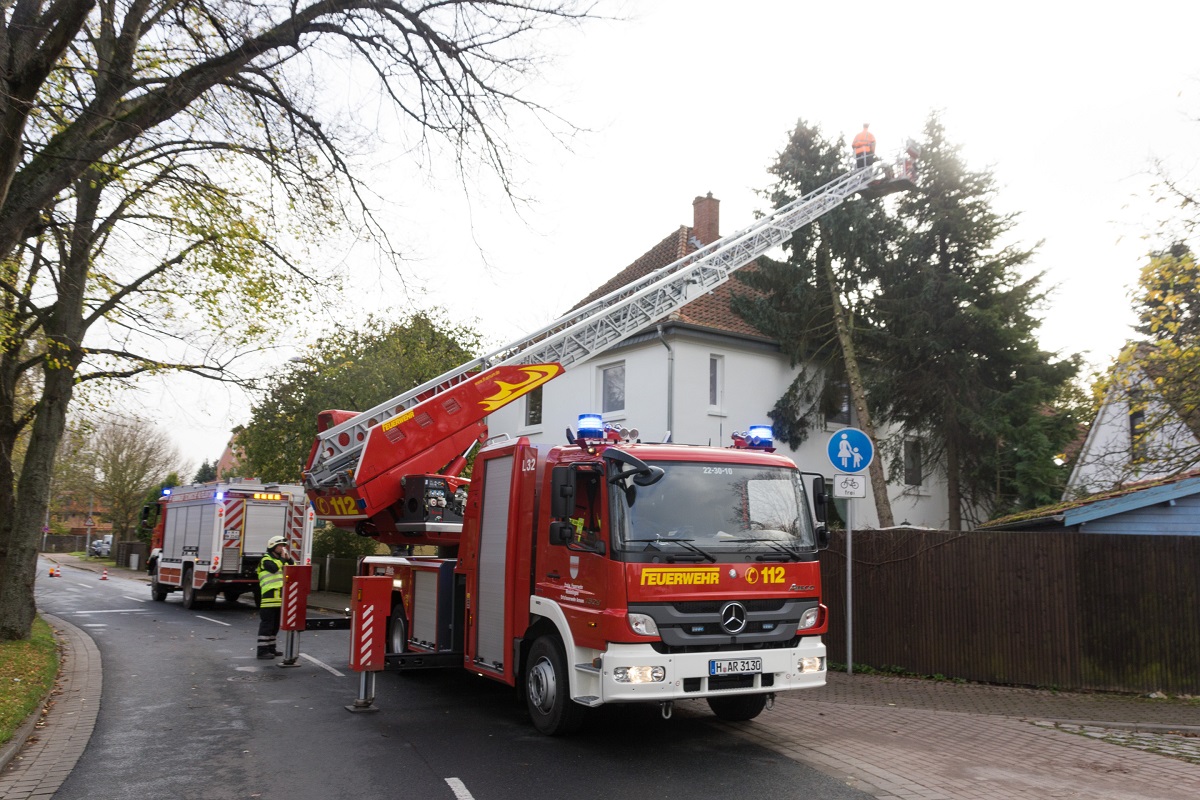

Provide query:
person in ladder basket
left=256, top=535, right=294, bottom=659
left=852, top=122, right=876, bottom=168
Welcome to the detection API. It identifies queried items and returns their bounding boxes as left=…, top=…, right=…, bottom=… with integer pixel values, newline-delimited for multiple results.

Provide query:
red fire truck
left=144, top=478, right=314, bottom=608
left=304, top=153, right=916, bottom=733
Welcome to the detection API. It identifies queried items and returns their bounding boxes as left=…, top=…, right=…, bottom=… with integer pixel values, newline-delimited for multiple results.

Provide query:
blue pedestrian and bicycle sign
left=827, top=428, right=874, bottom=474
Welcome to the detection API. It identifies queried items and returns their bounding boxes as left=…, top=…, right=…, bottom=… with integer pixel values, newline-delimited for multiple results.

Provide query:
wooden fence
left=819, top=528, right=1200, bottom=694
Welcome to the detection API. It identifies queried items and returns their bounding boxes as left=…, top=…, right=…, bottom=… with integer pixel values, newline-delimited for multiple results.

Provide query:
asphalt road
left=35, top=566, right=870, bottom=800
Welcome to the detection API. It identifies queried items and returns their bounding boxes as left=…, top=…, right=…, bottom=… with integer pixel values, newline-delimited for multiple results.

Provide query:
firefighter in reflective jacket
left=256, top=536, right=294, bottom=659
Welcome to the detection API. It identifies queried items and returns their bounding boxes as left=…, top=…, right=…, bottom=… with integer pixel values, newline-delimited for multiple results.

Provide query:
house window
left=524, top=385, right=543, bottom=428
left=709, top=355, right=723, bottom=409
left=1128, top=387, right=1146, bottom=461
left=601, top=363, right=625, bottom=414
left=826, top=378, right=851, bottom=426
left=903, top=440, right=923, bottom=487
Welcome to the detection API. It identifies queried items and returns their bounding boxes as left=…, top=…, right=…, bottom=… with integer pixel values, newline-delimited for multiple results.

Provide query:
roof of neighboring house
left=570, top=198, right=771, bottom=342
left=980, top=469, right=1200, bottom=530
left=1129, top=341, right=1200, bottom=439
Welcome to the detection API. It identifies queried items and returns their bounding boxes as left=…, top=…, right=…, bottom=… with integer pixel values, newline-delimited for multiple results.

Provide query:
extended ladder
left=306, top=157, right=909, bottom=491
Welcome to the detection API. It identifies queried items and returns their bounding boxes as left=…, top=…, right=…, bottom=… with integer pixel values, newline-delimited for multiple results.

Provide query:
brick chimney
left=692, top=192, right=719, bottom=246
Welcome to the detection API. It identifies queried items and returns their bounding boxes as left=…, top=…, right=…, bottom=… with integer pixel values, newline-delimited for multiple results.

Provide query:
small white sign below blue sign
left=827, top=428, right=874, bottom=474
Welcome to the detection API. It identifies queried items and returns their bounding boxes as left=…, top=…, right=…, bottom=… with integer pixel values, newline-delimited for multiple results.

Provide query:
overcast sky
left=136, top=0, right=1200, bottom=473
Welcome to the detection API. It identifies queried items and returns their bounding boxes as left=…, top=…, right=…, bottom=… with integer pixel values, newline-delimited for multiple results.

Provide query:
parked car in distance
left=90, top=536, right=112, bottom=557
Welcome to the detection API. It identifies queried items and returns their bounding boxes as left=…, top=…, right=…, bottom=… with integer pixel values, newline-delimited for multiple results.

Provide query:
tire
left=181, top=569, right=201, bottom=609
left=150, top=565, right=168, bottom=602
left=388, top=602, right=408, bottom=654
left=706, top=693, right=767, bottom=722
left=524, top=636, right=585, bottom=736
left=222, top=590, right=243, bottom=605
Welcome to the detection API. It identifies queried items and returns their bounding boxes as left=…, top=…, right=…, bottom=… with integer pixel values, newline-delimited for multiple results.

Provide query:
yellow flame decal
left=478, top=364, right=562, bottom=412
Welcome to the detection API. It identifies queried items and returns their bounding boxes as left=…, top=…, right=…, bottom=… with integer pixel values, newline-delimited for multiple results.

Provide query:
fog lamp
left=798, top=656, right=825, bottom=674
left=614, top=666, right=666, bottom=684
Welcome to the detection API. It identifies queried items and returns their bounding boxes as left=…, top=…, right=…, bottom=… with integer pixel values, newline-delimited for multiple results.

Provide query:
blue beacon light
left=577, top=413, right=605, bottom=439
left=748, top=425, right=773, bottom=446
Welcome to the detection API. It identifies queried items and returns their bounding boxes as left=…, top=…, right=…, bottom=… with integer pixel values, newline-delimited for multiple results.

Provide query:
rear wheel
left=181, top=569, right=202, bottom=609
left=706, top=693, right=767, bottom=722
left=388, top=603, right=408, bottom=654
left=524, top=636, right=585, bottom=736
left=222, top=590, right=243, bottom=605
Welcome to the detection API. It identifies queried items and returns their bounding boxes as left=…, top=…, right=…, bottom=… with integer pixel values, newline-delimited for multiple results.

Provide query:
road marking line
left=195, top=615, right=231, bottom=627
left=445, top=778, right=475, bottom=800
left=71, top=609, right=151, bottom=615
left=300, top=653, right=344, bottom=677
left=122, top=596, right=148, bottom=603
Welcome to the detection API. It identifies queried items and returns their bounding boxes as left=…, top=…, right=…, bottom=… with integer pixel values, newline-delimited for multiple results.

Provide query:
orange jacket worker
left=852, top=123, right=876, bottom=168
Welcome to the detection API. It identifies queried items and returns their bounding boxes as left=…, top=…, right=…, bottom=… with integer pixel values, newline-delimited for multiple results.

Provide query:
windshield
left=612, top=461, right=816, bottom=556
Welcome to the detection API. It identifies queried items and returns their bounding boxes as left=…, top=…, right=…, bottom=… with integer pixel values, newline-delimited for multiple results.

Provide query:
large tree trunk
left=0, top=174, right=95, bottom=641
left=0, top=368, right=74, bottom=640
left=823, top=256, right=895, bottom=528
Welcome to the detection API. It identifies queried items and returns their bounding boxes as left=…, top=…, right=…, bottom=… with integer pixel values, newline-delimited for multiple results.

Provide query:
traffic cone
left=49, top=565, right=55, bottom=577
left=55, top=566, right=62, bottom=578
left=100, top=568, right=108, bottom=580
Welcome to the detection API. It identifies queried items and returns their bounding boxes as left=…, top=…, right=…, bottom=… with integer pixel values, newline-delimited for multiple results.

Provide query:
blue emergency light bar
left=748, top=425, right=773, bottom=447
left=577, top=413, right=605, bottom=439
left=161, top=487, right=172, bottom=496
left=732, top=425, right=775, bottom=450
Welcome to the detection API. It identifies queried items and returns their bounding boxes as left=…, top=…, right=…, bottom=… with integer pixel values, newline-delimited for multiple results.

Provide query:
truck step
left=575, top=696, right=602, bottom=707
left=574, top=662, right=601, bottom=674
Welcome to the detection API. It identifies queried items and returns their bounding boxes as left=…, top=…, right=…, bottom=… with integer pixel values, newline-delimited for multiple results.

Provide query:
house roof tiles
left=570, top=218, right=771, bottom=341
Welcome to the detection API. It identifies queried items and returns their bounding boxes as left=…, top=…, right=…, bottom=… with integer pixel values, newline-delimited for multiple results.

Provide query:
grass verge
left=0, top=616, right=59, bottom=747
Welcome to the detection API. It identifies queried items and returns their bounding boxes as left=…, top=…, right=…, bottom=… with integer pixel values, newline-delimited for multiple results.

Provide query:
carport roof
left=979, top=471, right=1200, bottom=530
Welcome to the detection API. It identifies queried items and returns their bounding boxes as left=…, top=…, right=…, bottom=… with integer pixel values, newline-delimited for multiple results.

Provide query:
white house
left=1067, top=344, right=1200, bottom=497
left=487, top=193, right=950, bottom=529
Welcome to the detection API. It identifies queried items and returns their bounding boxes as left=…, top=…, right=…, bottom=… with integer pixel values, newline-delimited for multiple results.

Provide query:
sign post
left=826, top=428, right=874, bottom=676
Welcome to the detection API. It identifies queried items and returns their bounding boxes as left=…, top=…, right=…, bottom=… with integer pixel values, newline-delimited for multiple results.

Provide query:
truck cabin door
left=541, top=463, right=609, bottom=639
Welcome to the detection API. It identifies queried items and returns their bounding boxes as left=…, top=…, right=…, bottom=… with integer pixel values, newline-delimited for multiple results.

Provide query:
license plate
left=709, top=657, right=762, bottom=676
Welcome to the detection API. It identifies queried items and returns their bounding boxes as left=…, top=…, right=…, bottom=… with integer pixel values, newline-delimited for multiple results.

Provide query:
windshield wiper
left=629, top=536, right=715, bottom=563
left=718, top=536, right=804, bottom=562
left=754, top=540, right=803, bottom=562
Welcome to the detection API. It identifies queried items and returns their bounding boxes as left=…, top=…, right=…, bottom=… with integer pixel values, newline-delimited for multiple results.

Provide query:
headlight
left=614, top=666, right=666, bottom=683
left=798, top=606, right=819, bottom=630
left=798, top=656, right=825, bottom=674
left=627, top=613, right=659, bottom=636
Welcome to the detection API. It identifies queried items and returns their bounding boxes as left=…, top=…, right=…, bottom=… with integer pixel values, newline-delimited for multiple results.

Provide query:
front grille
left=671, top=599, right=786, bottom=614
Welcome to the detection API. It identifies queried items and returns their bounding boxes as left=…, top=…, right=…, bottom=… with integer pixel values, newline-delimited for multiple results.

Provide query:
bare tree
left=91, top=419, right=182, bottom=541
left=0, top=0, right=594, bottom=640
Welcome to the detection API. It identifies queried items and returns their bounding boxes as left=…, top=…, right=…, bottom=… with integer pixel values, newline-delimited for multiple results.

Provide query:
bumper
left=593, top=637, right=826, bottom=704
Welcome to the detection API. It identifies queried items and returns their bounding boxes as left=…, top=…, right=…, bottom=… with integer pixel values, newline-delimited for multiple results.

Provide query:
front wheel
left=150, top=565, right=168, bottom=602
left=524, top=636, right=585, bottom=736
left=706, top=693, right=767, bottom=722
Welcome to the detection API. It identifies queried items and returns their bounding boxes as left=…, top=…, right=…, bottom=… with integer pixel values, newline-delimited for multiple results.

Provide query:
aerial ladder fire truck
left=303, top=148, right=917, bottom=734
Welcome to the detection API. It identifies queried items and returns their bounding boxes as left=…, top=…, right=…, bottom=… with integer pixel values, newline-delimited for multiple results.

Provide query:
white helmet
left=266, top=536, right=287, bottom=550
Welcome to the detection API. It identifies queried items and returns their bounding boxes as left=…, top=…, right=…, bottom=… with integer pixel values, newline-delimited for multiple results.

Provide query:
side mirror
left=811, top=477, right=827, bottom=523
left=549, top=520, right=574, bottom=546
left=550, top=466, right=575, bottom=519
left=817, top=525, right=830, bottom=550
